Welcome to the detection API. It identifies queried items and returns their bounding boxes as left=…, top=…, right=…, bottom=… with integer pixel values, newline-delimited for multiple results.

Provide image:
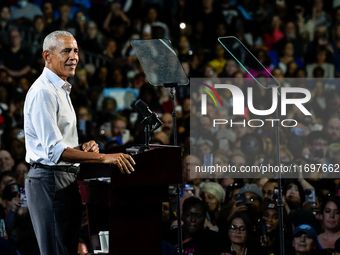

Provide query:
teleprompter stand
left=131, top=39, right=189, bottom=255
left=218, top=36, right=285, bottom=255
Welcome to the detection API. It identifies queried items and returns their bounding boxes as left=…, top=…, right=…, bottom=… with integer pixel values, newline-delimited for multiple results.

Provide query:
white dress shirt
left=24, top=67, right=78, bottom=166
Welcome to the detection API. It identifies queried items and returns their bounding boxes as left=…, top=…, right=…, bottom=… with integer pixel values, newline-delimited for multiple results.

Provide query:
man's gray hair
left=43, top=30, right=74, bottom=52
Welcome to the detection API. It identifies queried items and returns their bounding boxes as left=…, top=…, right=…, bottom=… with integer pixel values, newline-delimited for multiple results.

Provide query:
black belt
left=30, top=163, right=80, bottom=174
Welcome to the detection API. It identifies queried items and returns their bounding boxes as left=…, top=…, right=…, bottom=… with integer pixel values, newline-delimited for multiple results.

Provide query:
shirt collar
left=43, top=67, right=68, bottom=91
left=63, top=81, right=72, bottom=93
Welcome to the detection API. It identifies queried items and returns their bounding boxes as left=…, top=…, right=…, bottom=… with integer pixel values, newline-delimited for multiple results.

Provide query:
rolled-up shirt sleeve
left=28, top=89, right=67, bottom=164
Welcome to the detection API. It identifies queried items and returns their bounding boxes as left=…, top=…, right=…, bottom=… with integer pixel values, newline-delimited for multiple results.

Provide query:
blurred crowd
left=0, top=0, right=340, bottom=254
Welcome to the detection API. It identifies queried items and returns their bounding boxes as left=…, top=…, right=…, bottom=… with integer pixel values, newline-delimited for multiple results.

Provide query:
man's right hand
left=227, top=200, right=247, bottom=220
left=103, top=153, right=136, bottom=174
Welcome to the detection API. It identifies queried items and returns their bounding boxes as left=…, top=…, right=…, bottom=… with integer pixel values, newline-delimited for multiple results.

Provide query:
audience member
left=306, top=47, right=335, bottom=78
left=0, top=28, right=33, bottom=77
left=168, top=197, right=220, bottom=254
left=200, top=182, right=225, bottom=230
left=0, top=150, right=14, bottom=173
left=182, top=154, right=201, bottom=189
left=277, top=42, right=303, bottom=75
left=46, top=2, right=76, bottom=34
left=217, top=212, right=267, bottom=255
left=274, top=21, right=304, bottom=59
left=0, top=171, right=16, bottom=191
left=324, top=118, right=340, bottom=143
left=260, top=201, right=287, bottom=255
left=161, top=113, right=173, bottom=142
left=0, top=5, right=14, bottom=46
left=81, top=20, right=106, bottom=54
left=10, top=0, right=42, bottom=21
left=262, top=179, right=278, bottom=202
left=292, top=224, right=319, bottom=255
left=317, top=196, right=340, bottom=250
left=2, top=183, right=40, bottom=255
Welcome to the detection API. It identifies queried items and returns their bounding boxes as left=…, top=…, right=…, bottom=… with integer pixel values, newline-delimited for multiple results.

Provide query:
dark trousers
left=26, top=167, right=82, bottom=255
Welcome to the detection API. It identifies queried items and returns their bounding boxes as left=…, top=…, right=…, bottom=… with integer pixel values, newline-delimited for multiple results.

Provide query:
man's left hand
left=82, top=140, right=100, bottom=153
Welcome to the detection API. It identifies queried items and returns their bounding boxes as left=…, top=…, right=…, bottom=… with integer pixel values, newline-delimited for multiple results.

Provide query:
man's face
left=112, top=120, right=126, bottom=137
left=244, top=192, right=261, bottom=214
left=46, top=36, right=79, bottom=81
left=0, top=7, right=10, bottom=21
left=182, top=155, right=200, bottom=182
left=43, top=2, right=52, bottom=14
left=326, top=118, right=340, bottom=141
left=161, top=113, right=173, bottom=136
left=182, top=98, right=190, bottom=113
left=293, top=233, right=316, bottom=253
left=232, top=124, right=248, bottom=138
left=230, top=155, right=245, bottom=171
left=200, top=116, right=212, bottom=133
left=10, top=30, right=22, bottom=48
left=262, top=182, right=278, bottom=200
left=310, top=138, right=328, bottom=159
left=59, top=5, right=71, bottom=20
left=183, top=205, right=205, bottom=236
left=0, top=150, right=14, bottom=172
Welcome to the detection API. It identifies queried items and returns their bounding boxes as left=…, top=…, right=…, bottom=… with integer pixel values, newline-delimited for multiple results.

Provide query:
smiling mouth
left=266, top=225, right=273, bottom=230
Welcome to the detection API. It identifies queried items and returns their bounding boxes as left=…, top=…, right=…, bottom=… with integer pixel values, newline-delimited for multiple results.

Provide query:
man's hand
left=227, top=200, right=247, bottom=221
left=103, top=153, right=136, bottom=174
left=11, top=193, right=23, bottom=212
left=82, top=140, right=99, bottom=153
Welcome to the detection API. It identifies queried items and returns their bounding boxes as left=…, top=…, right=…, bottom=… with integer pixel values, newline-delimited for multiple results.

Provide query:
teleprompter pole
left=164, top=83, right=183, bottom=255
left=272, top=85, right=284, bottom=255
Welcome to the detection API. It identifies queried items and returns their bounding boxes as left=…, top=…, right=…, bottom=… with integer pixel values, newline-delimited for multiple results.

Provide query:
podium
left=77, top=144, right=182, bottom=255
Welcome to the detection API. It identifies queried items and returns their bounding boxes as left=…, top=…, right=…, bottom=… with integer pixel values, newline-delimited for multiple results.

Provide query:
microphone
left=130, top=100, right=142, bottom=114
left=135, top=99, right=153, bottom=117
left=131, top=99, right=163, bottom=131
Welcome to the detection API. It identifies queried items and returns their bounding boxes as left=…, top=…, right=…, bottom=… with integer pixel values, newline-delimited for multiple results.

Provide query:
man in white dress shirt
left=24, top=30, right=135, bottom=255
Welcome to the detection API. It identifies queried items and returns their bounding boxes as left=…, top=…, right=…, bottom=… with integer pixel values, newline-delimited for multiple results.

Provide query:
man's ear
left=42, top=50, right=51, bottom=63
